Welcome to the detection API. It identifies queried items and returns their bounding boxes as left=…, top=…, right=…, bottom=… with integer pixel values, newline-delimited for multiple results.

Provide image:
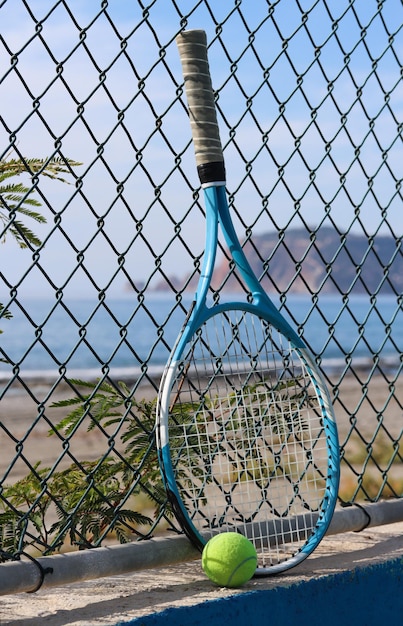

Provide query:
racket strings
left=166, top=310, right=330, bottom=567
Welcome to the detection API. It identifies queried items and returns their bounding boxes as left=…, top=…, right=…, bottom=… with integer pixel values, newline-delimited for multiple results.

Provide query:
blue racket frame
left=157, top=183, right=340, bottom=574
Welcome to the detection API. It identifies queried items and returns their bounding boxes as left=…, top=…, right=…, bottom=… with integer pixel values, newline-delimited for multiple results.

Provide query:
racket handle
left=176, top=30, right=225, bottom=185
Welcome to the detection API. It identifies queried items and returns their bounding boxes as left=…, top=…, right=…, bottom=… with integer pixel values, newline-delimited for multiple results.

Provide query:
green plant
left=0, top=152, right=81, bottom=338
left=0, top=381, right=169, bottom=559
left=169, top=378, right=315, bottom=492
left=50, top=380, right=169, bottom=523
left=0, top=303, right=12, bottom=362
left=0, top=153, right=81, bottom=248
left=0, top=376, right=319, bottom=559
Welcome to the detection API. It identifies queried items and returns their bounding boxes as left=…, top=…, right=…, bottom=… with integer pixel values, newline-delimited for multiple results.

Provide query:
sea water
left=0, top=294, right=401, bottom=381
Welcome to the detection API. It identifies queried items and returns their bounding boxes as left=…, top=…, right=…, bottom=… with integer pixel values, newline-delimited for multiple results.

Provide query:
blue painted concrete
left=118, top=557, right=402, bottom=626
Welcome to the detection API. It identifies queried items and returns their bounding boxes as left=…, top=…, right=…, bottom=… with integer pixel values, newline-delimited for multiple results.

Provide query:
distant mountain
left=151, top=226, right=403, bottom=295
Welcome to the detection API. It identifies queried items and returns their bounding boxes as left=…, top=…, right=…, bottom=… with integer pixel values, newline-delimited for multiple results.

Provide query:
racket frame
left=156, top=30, right=340, bottom=575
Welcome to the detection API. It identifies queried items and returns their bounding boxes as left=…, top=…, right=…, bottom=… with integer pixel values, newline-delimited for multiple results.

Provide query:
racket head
left=156, top=303, right=339, bottom=575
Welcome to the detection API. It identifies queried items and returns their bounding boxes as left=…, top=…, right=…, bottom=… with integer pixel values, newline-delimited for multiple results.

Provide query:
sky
left=1, top=0, right=402, bottom=299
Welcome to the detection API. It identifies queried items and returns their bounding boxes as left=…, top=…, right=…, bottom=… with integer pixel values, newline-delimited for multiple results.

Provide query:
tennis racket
left=156, top=29, right=339, bottom=575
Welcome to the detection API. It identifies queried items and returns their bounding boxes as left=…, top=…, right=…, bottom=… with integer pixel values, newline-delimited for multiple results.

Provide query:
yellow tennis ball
left=201, top=532, right=257, bottom=588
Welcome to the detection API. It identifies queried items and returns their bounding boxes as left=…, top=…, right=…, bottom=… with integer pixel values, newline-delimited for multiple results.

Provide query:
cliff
left=151, top=226, right=403, bottom=295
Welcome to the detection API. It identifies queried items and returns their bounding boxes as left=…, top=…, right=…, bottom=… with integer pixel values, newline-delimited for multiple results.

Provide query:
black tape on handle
left=176, top=30, right=225, bottom=185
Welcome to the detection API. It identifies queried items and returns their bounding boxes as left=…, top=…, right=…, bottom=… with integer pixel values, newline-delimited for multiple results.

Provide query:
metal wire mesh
left=0, top=0, right=402, bottom=562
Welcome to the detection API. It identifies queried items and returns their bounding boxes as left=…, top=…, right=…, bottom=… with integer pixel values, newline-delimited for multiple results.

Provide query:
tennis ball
left=201, top=532, right=257, bottom=588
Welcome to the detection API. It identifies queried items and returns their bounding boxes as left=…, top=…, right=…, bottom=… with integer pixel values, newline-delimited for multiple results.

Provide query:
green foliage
left=0, top=459, right=154, bottom=557
left=0, top=153, right=81, bottom=339
left=0, top=380, right=173, bottom=560
left=169, top=378, right=316, bottom=492
left=0, top=301, right=12, bottom=360
left=0, top=154, right=81, bottom=249
left=50, top=380, right=168, bottom=521
left=0, top=374, right=318, bottom=560
left=0, top=153, right=85, bottom=498
left=0, top=510, right=24, bottom=558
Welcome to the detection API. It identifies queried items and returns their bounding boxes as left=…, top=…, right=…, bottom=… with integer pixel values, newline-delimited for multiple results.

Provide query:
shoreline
left=1, top=351, right=400, bottom=387
left=1, top=368, right=401, bottom=489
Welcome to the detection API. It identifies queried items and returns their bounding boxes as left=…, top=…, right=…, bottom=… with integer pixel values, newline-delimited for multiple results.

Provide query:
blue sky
left=1, top=0, right=402, bottom=298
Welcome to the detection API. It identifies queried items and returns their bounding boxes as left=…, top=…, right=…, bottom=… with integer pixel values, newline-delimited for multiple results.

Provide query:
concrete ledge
left=0, top=523, right=402, bottom=625
left=124, top=556, right=403, bottom=626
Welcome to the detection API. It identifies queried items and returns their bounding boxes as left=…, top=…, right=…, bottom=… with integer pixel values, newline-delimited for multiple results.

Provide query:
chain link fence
left=1, top=0, right=402, bottom=565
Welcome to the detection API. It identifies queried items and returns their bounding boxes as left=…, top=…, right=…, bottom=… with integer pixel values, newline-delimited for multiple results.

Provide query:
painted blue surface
left=117, top=557, right=402, bottom=626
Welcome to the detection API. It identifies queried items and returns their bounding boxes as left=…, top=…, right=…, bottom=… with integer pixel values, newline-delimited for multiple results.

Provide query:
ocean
left=0, top=294, right=402, bottom=381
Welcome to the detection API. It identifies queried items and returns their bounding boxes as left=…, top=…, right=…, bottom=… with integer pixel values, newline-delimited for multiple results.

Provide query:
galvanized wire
left=0, top=0, right=402, bottom=563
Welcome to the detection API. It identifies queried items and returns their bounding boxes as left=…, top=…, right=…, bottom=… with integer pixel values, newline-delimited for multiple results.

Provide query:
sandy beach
left=0, top=376, right=159, bottom=483
left=1, top=370, right=401, bottom=486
